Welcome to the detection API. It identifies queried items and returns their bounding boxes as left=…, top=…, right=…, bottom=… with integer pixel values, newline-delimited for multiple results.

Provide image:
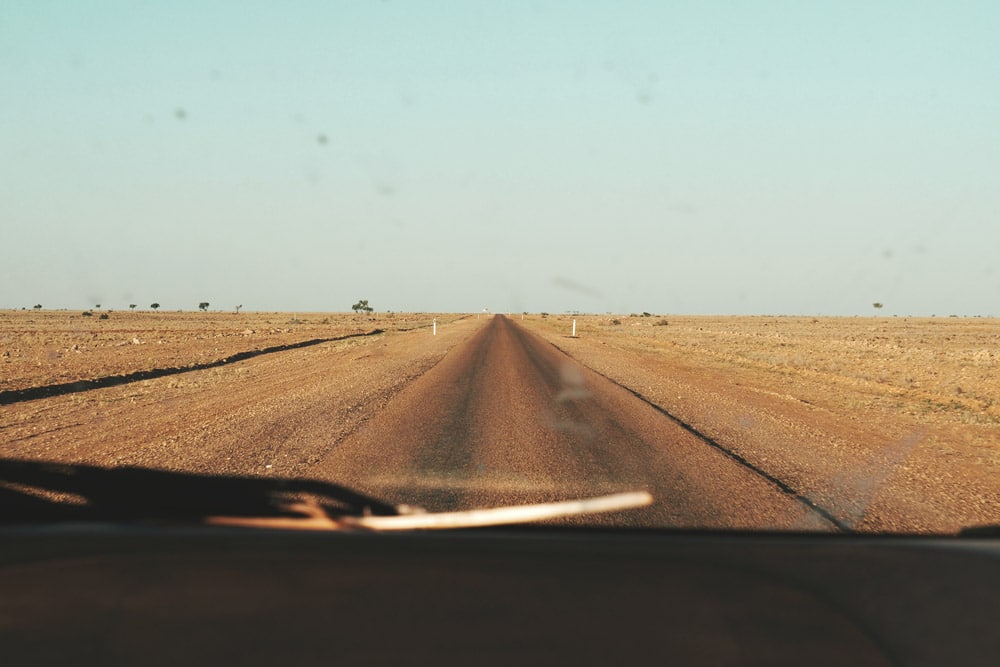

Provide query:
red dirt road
left=312, top=316, right=833, bottom=530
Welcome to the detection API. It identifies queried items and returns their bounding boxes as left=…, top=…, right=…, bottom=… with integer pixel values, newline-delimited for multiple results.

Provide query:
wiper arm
left=0, top=459, right=653, bottom=531
left=0, top=458, right=398, bottom=524
left=208, top=491, right=654, bottom=531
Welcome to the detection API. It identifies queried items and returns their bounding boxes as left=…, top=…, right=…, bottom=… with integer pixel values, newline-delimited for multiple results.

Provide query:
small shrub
left=654, top=319, right=669, bottom=326
left=99, top=313, right=109, bottom=320
left=81, top=311, right=93, bottom=317
left=610, top=318, right=621, bottom=325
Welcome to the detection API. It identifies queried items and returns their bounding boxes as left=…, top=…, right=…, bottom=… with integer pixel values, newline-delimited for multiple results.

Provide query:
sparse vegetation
left=352, top=299, right=374, bottom=314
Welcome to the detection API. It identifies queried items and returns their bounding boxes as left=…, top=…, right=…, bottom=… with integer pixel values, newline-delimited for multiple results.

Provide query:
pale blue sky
left=2, top=2, right=998, bottom=314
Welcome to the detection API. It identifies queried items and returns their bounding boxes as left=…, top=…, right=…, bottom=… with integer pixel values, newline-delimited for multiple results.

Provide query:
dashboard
left=3, top=526, right=998, bottom=666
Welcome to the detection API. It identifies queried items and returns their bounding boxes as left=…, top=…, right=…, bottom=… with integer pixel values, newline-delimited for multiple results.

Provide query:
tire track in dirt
left=2, top=319, right=486, bottom=478
left=545, top=352, right=853, bottom=532
left=0, top=330, right=386, bottom=406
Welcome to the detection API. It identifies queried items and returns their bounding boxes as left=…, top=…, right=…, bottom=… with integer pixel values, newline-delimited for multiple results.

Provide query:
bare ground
left=523, top=315, right=1000, bottom=532
left=2, top=311, right=998, bottom=533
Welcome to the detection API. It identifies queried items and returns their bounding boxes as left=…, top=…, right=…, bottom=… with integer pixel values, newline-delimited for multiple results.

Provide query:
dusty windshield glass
left=1, top=2, right=998, bottom=533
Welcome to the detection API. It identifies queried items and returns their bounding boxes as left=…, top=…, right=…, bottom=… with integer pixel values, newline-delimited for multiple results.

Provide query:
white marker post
left=572, top=319, right=577, bottom=337
left=433, top=318, right=437, bottom=336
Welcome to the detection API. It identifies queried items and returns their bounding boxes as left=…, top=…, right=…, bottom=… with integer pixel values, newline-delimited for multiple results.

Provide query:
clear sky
left=2, top=1, right=998, bottom=315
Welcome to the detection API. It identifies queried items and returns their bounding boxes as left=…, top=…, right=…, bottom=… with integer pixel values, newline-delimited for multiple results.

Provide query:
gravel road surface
left=312, top=316, right=835, bottom=530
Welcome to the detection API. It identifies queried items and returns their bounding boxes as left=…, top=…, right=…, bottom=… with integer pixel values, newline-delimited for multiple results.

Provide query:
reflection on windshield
left=1, top=4, right=998, bottom=534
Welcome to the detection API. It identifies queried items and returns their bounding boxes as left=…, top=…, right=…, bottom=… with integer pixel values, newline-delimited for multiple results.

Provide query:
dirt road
left=312, top=316, right=834, bottom=530
left=5, top=312, right=997, bottom=532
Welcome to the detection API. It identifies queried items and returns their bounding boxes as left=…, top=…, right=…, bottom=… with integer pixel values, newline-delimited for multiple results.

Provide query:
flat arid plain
left=2, top=309, right=998, bottom=533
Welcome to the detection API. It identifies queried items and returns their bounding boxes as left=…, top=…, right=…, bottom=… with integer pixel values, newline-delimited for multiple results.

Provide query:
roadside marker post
left=433, top=319, right=437, bottom=336
left=572, top=320, right=577, bottom=337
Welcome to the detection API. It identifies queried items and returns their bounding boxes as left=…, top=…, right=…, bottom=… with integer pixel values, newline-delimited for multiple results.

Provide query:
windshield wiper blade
left=0, top=458, right=398, bottom=524
left=0, top=459, right=653, bottom=531
left=207, top=491, right=655, bottom=532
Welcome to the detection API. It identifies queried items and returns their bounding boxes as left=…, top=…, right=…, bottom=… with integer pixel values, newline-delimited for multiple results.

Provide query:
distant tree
left=151, top=303, right=160, bottom=311
left=199, top=302, right=210, bottom=312
left=33, top=304, right=42, bottom=310
left=873, top=302, right=884, bottom=310
left=95, top=304, right=101, bottom=309
left=235, top=304, right=243, bottom=314
left=129, top=304, right=137, bottom=310
left=352, top=299, right=373, bottom=314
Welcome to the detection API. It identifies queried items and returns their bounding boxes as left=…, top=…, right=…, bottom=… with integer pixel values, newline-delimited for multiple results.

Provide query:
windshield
left=2, top=2, right=998, bottom=534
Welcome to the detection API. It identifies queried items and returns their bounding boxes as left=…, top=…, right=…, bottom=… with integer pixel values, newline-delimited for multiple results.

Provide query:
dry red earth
left=524, top=315, right=1000, bottom=532
left=2, top=310, right=998, bottom=533
left=0, top=310, right=444, bottom=393
left=2, top=310, right=472, bottom=477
